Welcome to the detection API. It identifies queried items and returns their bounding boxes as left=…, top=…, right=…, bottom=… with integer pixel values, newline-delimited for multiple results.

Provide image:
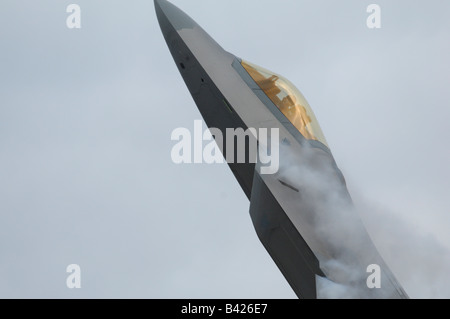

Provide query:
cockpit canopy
left=241, top=60, right=328, bottom=147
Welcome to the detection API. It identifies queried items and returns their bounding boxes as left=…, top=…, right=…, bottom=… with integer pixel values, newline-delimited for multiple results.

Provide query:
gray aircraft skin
left=155, top=0, right=408, bottom=299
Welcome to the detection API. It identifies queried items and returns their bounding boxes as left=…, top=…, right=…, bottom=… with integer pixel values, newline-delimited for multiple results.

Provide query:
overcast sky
left=0, top=0, right=449, bottom=298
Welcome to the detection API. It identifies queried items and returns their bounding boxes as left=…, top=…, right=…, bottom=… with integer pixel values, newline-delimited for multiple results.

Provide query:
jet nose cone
left=154, top=0, right=197, bottom=38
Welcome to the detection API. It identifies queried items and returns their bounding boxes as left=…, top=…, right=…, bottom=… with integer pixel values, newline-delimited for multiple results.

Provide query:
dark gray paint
left=155, top=0, right=409, bottom=299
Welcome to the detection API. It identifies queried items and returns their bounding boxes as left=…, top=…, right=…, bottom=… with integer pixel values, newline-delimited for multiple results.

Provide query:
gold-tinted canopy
left=242, top=60, right=328, bottom=147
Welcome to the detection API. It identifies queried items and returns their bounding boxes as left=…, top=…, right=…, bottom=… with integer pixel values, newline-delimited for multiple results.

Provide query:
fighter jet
left=155, top=0, right=408, bottom=299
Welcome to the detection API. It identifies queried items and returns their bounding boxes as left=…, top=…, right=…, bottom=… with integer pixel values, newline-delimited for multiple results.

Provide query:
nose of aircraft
left=154, top=0, right=197, bottom=39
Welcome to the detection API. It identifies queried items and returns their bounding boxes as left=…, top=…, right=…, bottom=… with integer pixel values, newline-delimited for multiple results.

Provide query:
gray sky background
left=0, top=0, right=449, bottom=298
